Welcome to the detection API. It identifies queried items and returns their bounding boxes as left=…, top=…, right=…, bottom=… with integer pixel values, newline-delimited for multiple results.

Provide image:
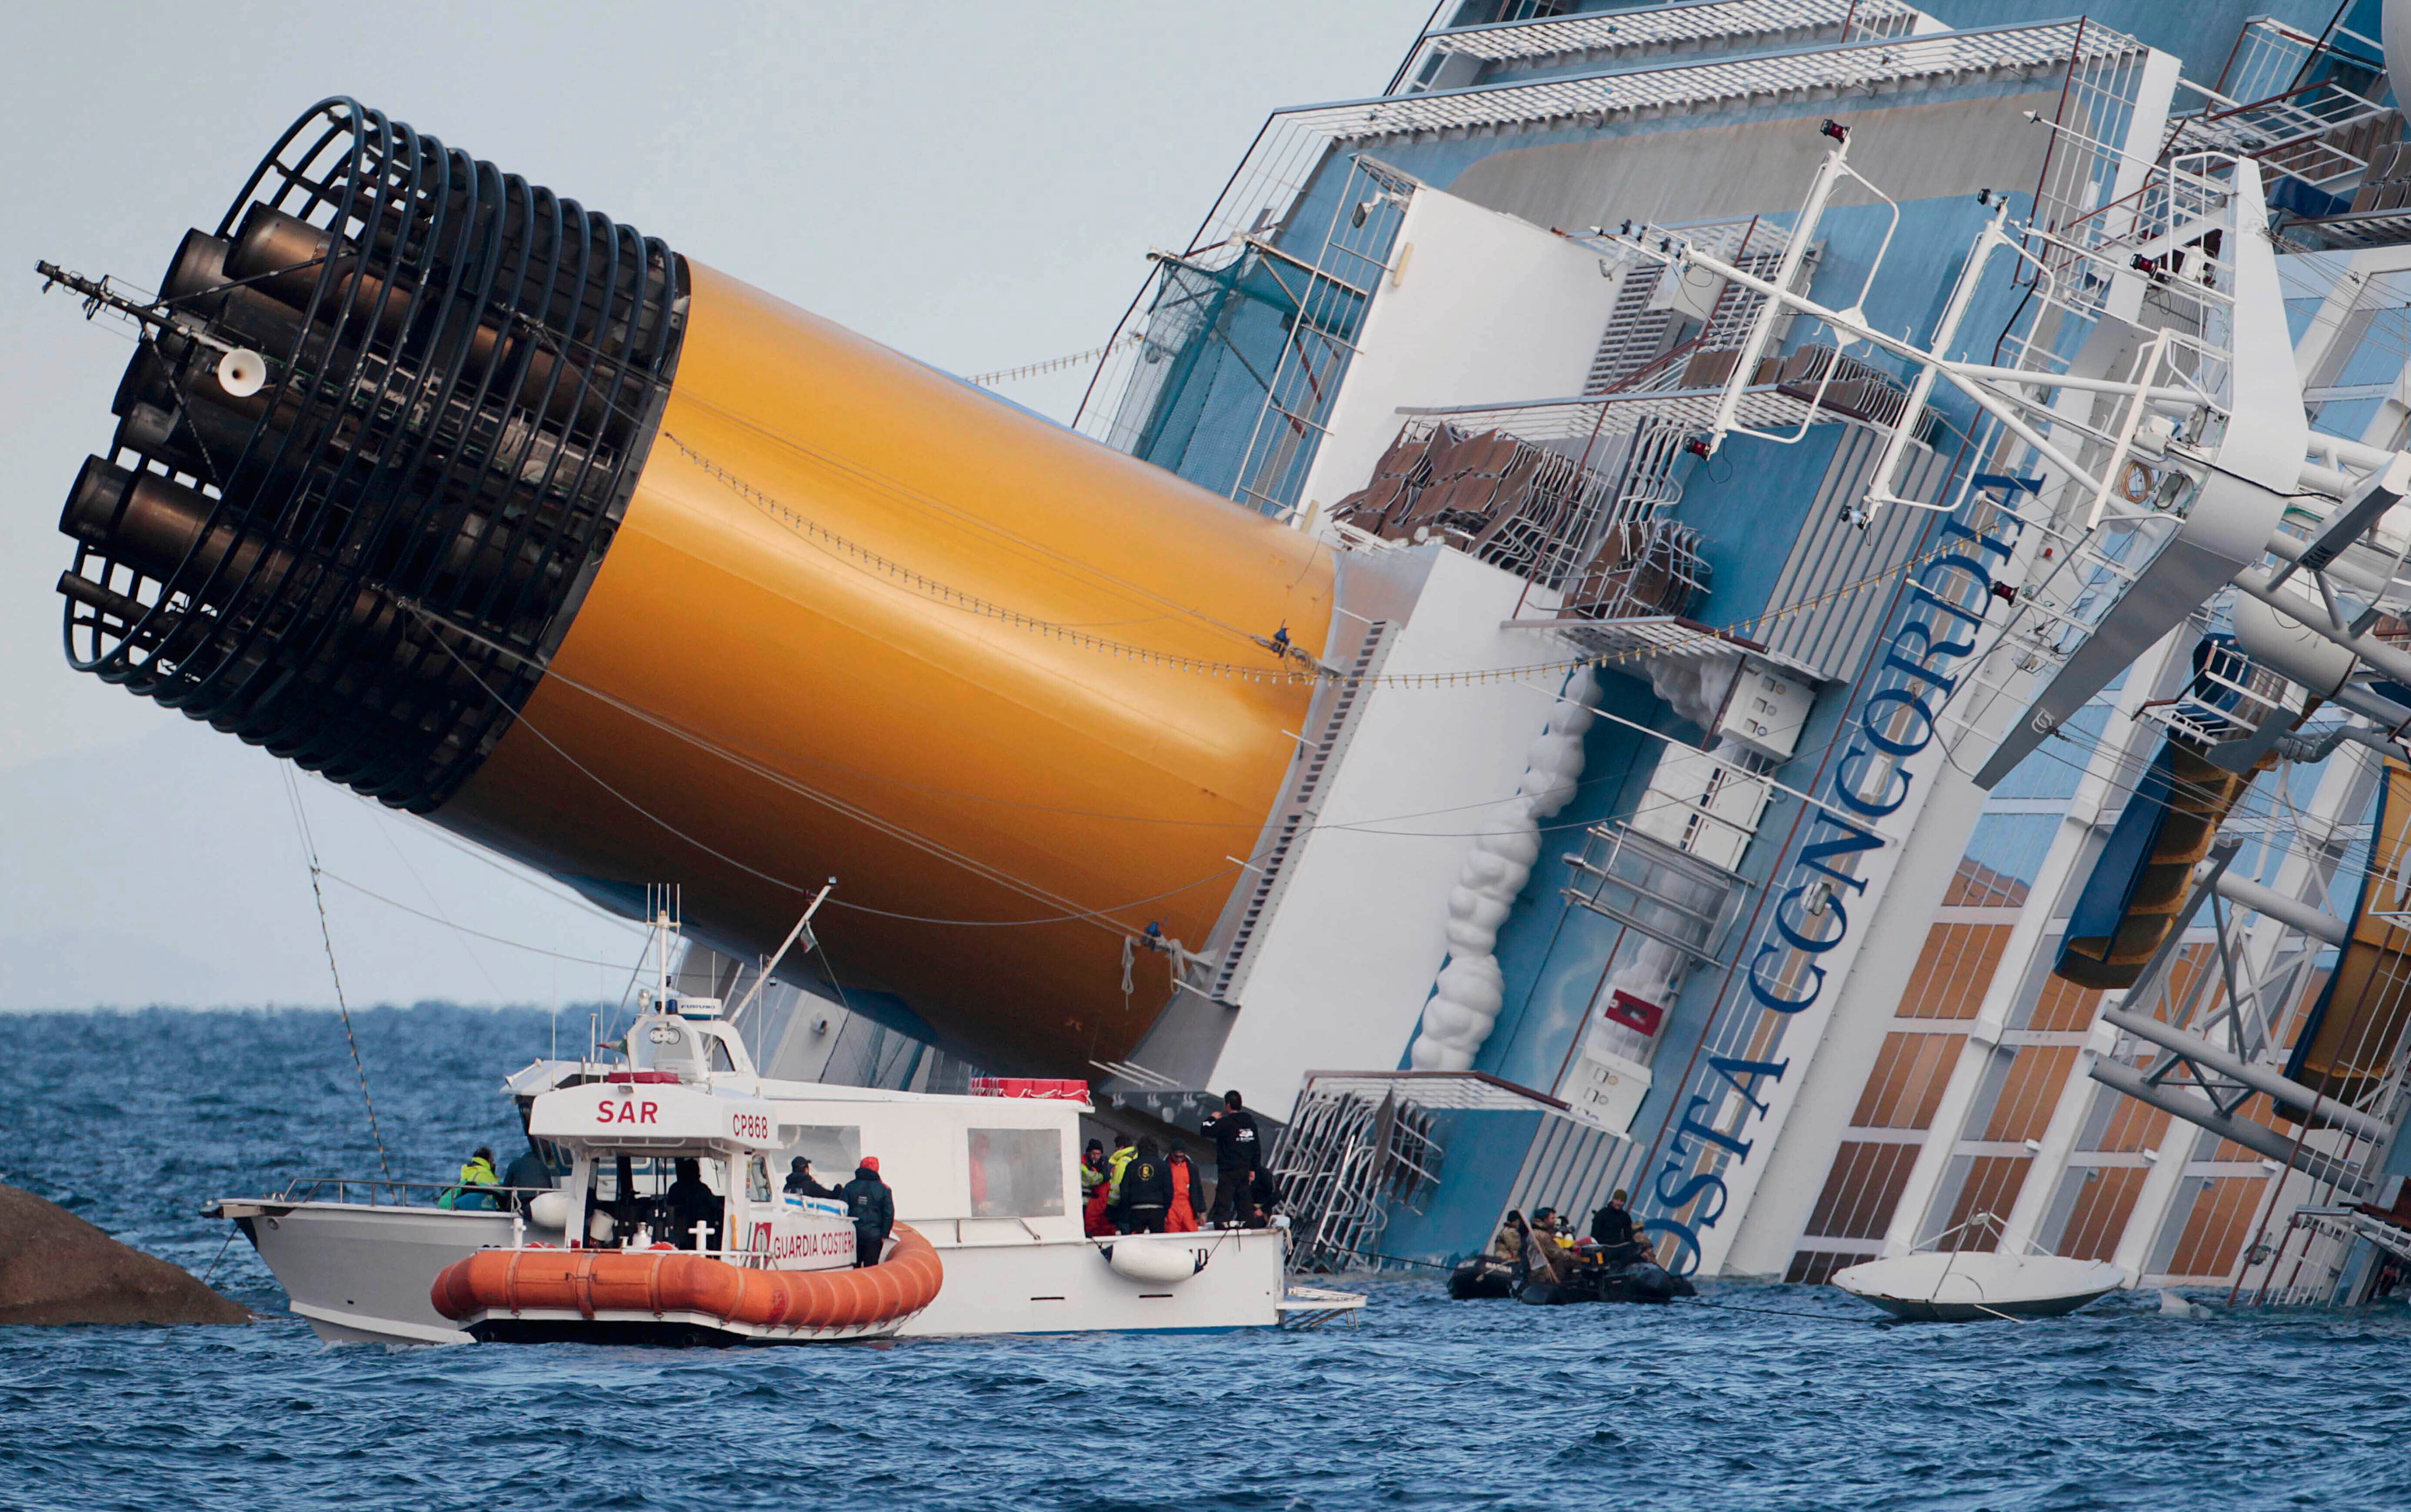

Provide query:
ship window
left=746, top=1155, right=772, bottom=1204
left=967, top=1128, right=1066, bottom=1218
left=780, top=1125, right=860, bottom=1179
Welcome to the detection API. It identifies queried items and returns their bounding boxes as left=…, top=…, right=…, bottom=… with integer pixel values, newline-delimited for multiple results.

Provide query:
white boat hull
left=221, top=1201, right=1303, bottom=1344
left=1832, top=1252, right=2129, bottom=1322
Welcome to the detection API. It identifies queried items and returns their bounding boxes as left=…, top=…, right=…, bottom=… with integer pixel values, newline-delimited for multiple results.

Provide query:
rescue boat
left=212, top=903, right=1364, bottom=1344
left=424, top=1065, right=945, bottom=1345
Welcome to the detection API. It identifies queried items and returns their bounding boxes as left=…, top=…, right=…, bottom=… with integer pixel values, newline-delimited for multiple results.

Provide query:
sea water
left=4, top=1005, right=2408, bottom=1512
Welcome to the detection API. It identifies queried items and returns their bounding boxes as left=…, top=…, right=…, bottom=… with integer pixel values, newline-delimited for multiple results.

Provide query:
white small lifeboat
left=1833, top=1250, right=2129, bottom=1322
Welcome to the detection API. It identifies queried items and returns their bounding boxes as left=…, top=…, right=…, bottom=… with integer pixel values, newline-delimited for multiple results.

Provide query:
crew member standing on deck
left=785, top=1157, right=839, bottom=1199
left=1118, top=1138, right=1173, bottom=1233
left=1202, top=1090, right=1261, bottom=1227
left=841, top=1156, right=895, bottom=1268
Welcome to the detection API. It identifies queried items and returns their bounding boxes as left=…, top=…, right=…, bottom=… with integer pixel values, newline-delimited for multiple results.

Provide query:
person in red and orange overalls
left=1081, top=1142, right=1115, bottom=1238
left=1166, top=1150, right=1203, bottom=1233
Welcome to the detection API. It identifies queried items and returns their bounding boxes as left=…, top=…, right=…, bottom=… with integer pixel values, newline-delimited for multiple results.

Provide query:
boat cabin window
left=584, top=1153, right=730, bottom=1248
left=745, top=1155, right=772, bottom=1203
left=967, top=1127, right=1065, bottom=1218
left=779, top=1125, right=859, bottom=1178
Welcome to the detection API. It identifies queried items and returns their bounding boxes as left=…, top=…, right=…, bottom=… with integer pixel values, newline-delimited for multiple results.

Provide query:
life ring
left=430, top=1223, right=943, bottom=1335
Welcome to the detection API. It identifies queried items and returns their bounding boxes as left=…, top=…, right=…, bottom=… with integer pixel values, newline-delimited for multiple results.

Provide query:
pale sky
left=0, top=0, right=1429, bottom=1007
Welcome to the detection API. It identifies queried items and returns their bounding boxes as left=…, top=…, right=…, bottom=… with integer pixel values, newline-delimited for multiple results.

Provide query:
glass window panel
left=778, top=1125, right=860, bottom=1180
left=967, top=1127, right=1067, bottom=1218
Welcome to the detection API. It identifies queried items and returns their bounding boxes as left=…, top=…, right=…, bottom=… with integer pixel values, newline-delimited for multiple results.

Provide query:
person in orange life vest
left=1165, top=1149, right=1204, bottom=1232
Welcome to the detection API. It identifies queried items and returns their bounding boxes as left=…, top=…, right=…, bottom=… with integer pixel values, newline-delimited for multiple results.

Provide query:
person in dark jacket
left=1117, top=1138, right=1174, bottom=1233
left=662, top=1158, right=722, bottom=1251
left=1201, top=1089, right=1262, bottom=1227
left=502, top=1146, right=552, bottom=1215
left=840, top=1157, right=895, bottom=1268
left=1588, top=1189, right=1645, bottom=1266
left=784, top=1157, right=839, bottom=1199
left=1243, top=1166, right=1280, bottom=1228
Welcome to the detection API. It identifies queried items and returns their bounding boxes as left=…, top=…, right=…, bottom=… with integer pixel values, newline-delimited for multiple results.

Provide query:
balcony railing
left=1402, top=0, right=1926, bottom=83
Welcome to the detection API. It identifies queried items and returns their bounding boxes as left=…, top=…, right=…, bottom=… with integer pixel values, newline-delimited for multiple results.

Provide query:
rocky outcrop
left=0, top=1184, right=250, bottom=1326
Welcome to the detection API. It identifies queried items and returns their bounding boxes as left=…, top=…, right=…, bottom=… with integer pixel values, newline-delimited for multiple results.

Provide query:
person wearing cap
left=839, top=1156, right=895, bottom=1268
left=783, top=1156, right=838, bottom=1200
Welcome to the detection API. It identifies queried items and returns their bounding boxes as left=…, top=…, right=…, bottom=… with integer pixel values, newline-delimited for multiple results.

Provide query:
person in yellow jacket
left=1104, top=1135, right=1137, bottom=1228
left=439, top=1146, right=502, bottom=1210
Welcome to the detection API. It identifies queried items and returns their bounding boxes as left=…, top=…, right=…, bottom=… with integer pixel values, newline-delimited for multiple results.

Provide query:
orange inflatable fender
left=431, top=1224, right=942, bottom=1333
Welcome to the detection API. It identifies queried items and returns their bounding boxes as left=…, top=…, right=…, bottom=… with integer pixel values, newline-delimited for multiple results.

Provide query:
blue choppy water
left=5, top=1005, right=2410, bottom=1511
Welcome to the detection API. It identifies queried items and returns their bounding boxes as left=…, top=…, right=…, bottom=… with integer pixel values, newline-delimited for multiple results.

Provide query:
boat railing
left=1917, top=1210, right=2060, bottom=1260
left=269, top=1176, right=553, bottom=1208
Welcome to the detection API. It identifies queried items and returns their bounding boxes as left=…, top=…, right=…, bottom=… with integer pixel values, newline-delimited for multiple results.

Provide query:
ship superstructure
left=1055, top=0, right=2411, bottom=1303
left=39, top=0, right=2411, bottom=1307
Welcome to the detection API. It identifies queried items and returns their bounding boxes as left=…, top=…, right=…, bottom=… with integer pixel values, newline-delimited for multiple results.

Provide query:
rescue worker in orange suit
left=1166, top=1149, right=1204, bottom=1232
left=1081, top=1142, right=1115, bottom=1238
left=662, top=1158, right=721, bottom=1251
left=1202, top=1090, right=1262, bottom=1227
left=1118, top=1138, right=1174, bottom=1233
left=840, top=1156, right=895, bottom=1268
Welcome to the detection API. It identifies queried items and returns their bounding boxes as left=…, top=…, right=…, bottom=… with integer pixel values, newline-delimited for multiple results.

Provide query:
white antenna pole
left=729, top=879, right=838, bottom=1025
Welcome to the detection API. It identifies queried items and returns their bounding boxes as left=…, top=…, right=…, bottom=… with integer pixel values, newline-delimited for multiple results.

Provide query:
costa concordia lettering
left=46, top=0, right=2411, bottom=1303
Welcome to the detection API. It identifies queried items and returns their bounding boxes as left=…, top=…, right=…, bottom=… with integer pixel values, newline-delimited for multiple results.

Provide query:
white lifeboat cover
left=1106, top=1237, right=1210, bottom=1284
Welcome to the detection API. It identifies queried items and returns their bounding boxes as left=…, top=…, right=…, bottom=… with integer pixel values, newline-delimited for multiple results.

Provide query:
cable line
left=313, top=870, right=655, bottom=970
left=278, top=767, right=393, bottom=1182
left=965, top=331, right=1144, bottom=388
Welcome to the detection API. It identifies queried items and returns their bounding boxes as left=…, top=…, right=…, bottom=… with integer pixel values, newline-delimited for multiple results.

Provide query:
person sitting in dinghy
left=1491, top=1211, right=1531, bottom=1267
left=1587, top=1190, right=1647, bottom=1268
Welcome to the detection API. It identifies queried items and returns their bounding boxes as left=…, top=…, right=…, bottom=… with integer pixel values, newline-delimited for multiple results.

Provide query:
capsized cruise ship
left=39, top=0, right=2411, bottom=1304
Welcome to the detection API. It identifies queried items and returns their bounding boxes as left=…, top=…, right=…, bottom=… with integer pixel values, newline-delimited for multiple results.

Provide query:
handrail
left=268, top=1175, right=556, bottom=1207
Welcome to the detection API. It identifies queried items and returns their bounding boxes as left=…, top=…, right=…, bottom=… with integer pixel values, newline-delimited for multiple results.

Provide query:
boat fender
left=1102, top=1238, right=1209, bottom=1284
left=528, top=1190, right=570, bottom=1230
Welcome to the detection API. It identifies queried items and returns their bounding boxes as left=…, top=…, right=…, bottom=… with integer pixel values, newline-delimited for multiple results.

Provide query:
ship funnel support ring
left=57, top=97, right=687, bottom=810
